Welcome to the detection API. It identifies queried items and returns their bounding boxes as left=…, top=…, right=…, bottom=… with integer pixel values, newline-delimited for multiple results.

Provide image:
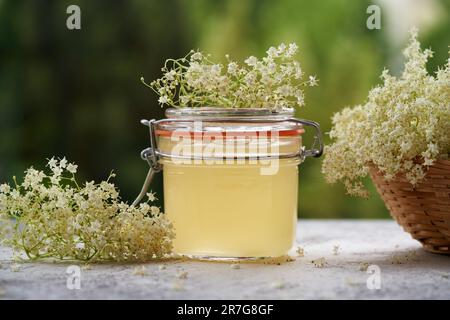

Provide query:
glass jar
left=133, top=107, right=323, bottom=259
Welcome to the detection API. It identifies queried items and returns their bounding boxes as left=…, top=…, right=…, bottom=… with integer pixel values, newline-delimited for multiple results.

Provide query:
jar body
left=163, top=159, right=299, bottom=258
left=147, top=107, right=314, bottom=259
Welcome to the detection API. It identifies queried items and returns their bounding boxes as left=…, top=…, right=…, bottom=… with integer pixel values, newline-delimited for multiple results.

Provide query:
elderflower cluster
left=142, top=43, right=318, bottom=109
left=322, top=29, right=450, bottom=197
left=0, top=158, right=174, bottom=262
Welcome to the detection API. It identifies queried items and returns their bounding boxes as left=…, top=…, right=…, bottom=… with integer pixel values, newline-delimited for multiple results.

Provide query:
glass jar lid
left=165, top=107, right=295, bottom=119
left=156, top=107, right=304, bottom=137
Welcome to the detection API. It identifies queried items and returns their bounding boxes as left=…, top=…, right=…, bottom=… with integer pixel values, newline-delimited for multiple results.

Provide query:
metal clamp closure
left=132, top=117, right=323, bottom=206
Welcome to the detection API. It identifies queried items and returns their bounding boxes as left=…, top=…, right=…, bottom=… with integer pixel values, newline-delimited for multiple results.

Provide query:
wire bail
left=132, top=119, right=162, bottom=206
left=290, top=118, right=323, bottom=161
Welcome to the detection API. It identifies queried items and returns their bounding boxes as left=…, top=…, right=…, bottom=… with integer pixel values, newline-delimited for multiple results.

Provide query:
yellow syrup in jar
left=162, top=159, right=299, bottom=258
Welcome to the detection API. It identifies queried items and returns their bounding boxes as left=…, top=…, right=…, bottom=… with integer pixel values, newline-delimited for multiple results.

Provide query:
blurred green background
left=0, top=0, right=448, bottom=218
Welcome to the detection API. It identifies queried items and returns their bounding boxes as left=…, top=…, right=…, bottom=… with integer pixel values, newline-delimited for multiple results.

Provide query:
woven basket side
left=369, top=160, right=450, bottom=254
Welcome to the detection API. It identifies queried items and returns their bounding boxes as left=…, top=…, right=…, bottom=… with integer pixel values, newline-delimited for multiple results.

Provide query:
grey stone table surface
left=0, top=220, right=449, bottom=300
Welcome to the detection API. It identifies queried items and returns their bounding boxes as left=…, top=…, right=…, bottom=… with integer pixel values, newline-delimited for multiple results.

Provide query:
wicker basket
left=369, top=160, right=450, bottom=254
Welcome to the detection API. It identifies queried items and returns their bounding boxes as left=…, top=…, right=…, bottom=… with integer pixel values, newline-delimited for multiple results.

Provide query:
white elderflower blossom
left=158, top=95, right=169, bottom=105
left=75, top=242, right=85, bottom=250
left=244, top=56, right=258, bottom=67
left=266, top=46, right=278, bottom=58
left=132, top=266, right=148, bottom=276
left=276, top=43, right=287, bottom=56
left=146, top=192, right=157, bottom=202
left=308, top=75, right=318, bottom=86
left=176, top=271, right=188, bottom=279
left=66, top=163, right=78, bottom=174
left=0, top=184, right=10, bottom=194
left=165, top=70, right=177, bottom=81
left=47, top=157, right=58, bottom=169
left=59, top=157, right=68, bottom=169
left=227, top=62, right=238, bottom=75
left=190, top=51, right=203, bottom=61
left=311, top=257, right=327, bottom=268
left=286, top=43, right=298, bottom=58
left=141, top=42, right=316, bottom=109
left=322, top=30, right=450, bottom=196
left=0, top=158, right=174, bottom=262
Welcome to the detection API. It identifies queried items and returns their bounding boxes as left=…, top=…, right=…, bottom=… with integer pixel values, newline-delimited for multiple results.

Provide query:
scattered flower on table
left=176, top=271, right=188, bottom=279
left=359, top=262, right=370, bottom=271
left=333, top=245, right=341, bottom=255
left=311, top=257, right=327, bottom=268
left=132, top=265, right=149, bottom=276
left=296, top=246, right=305, bottom=257
left=270, top=280, right=286, bottom=289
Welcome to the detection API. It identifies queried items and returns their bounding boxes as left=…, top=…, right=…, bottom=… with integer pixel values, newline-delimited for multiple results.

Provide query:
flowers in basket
left=322, top=29, right=450, bottom=197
